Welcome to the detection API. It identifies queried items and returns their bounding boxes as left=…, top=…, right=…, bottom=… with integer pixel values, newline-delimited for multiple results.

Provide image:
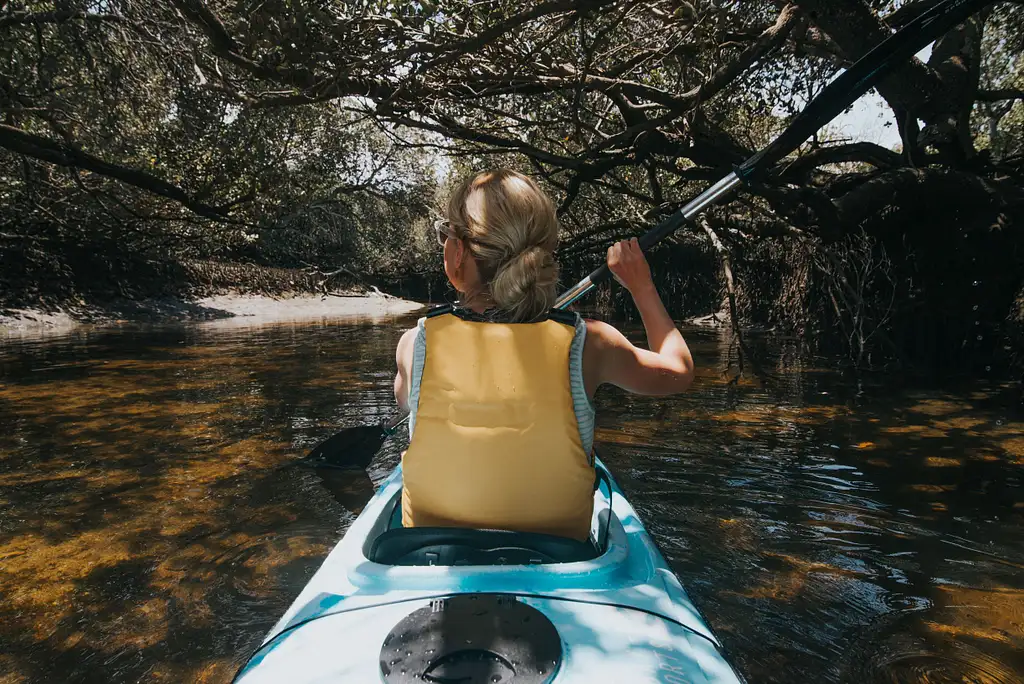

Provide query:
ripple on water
left=837, top=609, right=1023, bottom=684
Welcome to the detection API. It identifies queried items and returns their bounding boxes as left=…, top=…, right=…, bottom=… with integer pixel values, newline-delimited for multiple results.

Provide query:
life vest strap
left=425, top=303, right=578, bottom=327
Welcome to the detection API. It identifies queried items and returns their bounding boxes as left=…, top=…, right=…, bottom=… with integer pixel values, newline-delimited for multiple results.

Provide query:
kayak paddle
left=301, top=414, right=410, bottom=470
left=309, top=0, right=995, bottom=469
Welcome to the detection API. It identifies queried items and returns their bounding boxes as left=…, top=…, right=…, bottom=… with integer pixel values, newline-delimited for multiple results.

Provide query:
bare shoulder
left=396, top=325, right=419, bottom=366
left=393, top=325, right=419, bottom=411
left=584, top=318, right=629, bottom=350
left=582, top=318, right=633, bottom=397
left=397, top=325, right=418, bottom=348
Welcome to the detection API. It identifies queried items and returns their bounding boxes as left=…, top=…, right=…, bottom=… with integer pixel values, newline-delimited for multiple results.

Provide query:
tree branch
left=0, top=10, right=135, bottom=28
left=835, top=166, right=1024, bottom=228
left=884, top=0, right=947, bottom=30
left=782, top=142, right=905, bottom=177
left=977, top=88, right=1024, bottom=102
left=0, top=124, right=230, bottom=220
left=691, top=4, right=803, bottom=105
left=422, top=0, right=617, bottom=69
left=171, top=0, right=400, bottom=103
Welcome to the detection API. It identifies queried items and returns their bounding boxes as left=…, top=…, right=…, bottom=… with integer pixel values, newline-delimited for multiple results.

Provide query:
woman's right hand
left=607, top=238, right=654, bottom=294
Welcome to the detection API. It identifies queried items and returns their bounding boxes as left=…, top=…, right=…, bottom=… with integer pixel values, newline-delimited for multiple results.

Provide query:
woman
left=394, top=169, right=694, bottom=541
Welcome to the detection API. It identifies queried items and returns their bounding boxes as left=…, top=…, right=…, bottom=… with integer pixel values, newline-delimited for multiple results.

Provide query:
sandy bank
left=0, top=308, right=80, bottom=336
left=0, top=291, right=426, bottom=338
left=196, top=293, right=426, bottom=327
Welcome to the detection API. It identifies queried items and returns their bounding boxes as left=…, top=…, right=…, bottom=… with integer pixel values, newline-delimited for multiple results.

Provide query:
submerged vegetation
left=2, top=0, right=1023, bottom=372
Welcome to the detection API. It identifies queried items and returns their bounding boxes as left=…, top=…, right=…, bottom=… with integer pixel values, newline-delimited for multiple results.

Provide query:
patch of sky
left=823, top=43, right=934, bottom=150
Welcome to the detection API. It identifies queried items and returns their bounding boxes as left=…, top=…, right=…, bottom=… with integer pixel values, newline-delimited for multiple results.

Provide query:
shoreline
left=1, top=297, right=737, bottom=338
left=0, top=291, right=427, bottom=338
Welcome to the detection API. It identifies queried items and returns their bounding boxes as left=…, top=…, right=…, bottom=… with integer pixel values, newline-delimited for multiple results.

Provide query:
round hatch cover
left=379, top=593, right=561, bottom=683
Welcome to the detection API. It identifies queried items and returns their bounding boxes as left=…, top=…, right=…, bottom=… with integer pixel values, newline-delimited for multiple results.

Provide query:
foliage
left=2, top=0, right=1023, bottom=370
left=0, top=2, right=440, bottom=304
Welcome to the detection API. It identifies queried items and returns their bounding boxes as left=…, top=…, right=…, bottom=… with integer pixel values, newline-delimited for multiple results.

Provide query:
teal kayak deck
left=234, top=458, right=742, bottom=683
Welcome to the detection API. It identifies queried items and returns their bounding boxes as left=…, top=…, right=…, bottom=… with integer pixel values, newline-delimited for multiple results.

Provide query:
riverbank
left=0, top=291, right=723, bottom=337
left=0, top=290, right=426, bottom=337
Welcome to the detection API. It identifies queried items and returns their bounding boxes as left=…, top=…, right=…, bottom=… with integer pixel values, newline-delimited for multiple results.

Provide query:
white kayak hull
left=234, top=457, right=743, bottom=683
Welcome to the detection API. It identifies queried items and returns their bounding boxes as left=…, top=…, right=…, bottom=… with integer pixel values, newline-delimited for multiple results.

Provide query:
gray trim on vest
left=408, top=316, right=428, bottom=439
left=569, top=315, right=596, bottom=458
left=406, top=314, right=596, bottom=457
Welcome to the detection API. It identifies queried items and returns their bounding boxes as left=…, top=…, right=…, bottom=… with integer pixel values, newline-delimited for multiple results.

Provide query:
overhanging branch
left=782, top=142, right=905, bottom=177
left=978, top=88, right=1024, bottom=102
left=0, top=124, right=230, bottom=220
left=0, top=10, right=136, bottom=28
left=691, top=4, right=803, bottom=105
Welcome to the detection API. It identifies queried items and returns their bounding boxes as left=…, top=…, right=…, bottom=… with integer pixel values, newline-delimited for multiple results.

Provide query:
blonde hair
left=446, top=169, right=560, bottom=322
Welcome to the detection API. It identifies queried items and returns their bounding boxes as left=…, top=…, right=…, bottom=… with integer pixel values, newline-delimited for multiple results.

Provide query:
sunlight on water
left=0, top=319, right=1021, bottom=683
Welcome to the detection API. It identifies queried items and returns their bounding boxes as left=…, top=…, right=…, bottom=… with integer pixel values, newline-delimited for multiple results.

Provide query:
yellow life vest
left=402, top=308, right=595, bottom=541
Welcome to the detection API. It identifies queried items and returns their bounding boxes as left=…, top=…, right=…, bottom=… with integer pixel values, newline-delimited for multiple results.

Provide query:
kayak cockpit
left=360, top=468, right=613, bottom=566
left=366, top=520, right=601, bottom=565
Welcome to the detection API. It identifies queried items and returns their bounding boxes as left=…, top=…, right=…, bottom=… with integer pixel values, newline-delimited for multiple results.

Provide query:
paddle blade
left=304, top=425, right=388, bottom=470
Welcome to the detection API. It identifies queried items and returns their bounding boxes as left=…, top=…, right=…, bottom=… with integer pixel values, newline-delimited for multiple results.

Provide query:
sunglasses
left=433, top=218, right=455, bottom=248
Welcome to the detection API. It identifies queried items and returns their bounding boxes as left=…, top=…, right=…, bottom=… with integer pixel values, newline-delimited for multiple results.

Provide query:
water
left=1, top=317, right=1021, bottom=683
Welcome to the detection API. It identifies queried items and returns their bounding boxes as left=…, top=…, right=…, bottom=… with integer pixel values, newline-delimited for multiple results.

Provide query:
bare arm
left=393, top=327, right=417, bottom=412
left=584, top=238, right=694, bottom=396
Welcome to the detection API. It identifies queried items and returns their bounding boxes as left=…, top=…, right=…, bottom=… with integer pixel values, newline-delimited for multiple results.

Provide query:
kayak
left=233, top=455, right=743, bottom=683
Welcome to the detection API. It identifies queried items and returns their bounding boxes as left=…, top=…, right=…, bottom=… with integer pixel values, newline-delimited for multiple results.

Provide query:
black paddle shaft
left=557, top=0, right=997, bottom=307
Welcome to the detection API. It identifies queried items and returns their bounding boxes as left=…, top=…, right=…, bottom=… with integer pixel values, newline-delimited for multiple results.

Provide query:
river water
left=1, top=315, right=1022, bottom=683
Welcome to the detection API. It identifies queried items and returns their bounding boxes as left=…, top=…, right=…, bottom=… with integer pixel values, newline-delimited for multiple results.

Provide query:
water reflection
left=0, top=320, right=405, bottom=683
left=0, top=319, right=1021, bottom=683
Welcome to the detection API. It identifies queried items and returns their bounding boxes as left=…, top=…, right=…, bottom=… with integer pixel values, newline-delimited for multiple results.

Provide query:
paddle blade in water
left=304, top=425, right=388, bottom=470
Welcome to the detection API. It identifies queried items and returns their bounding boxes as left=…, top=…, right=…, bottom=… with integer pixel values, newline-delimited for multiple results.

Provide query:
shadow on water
left=0, top=320, right=1021, bottom=683
left=0, top=319, right=410, bottom=683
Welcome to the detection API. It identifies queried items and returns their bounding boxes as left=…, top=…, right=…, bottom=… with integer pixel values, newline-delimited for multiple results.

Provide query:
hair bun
left=490, top=245, right=558, bottom=322
left=446, top=169, right=562, bottom=322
